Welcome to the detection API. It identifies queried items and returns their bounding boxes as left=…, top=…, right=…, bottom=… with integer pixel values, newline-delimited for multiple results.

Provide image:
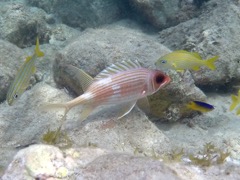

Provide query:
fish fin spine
left=94, top=60, right=141, bottom=80
left=117, top=101, right=137, bottom=119
left=25, top=56, right=32, bottom=62
left=206, top=56, right=218, bottom=70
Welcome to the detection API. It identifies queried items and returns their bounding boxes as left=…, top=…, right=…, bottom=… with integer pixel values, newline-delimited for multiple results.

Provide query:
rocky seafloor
left=0, top=0, right=240, bottom=179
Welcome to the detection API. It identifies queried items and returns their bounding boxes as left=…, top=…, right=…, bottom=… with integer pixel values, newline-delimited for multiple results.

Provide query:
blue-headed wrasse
left=186, top=101, right=214, bottom=113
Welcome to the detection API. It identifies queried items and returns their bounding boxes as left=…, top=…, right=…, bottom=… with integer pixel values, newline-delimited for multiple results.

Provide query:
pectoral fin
left=172, top=63, right=177, bottom=69
left=31, top=66, right=36, bottom=73
left=192, top=66, right=200, bottom=71
left=117, top=101, right=136, bottom=119
left=137, top=97, right=150, bottom=114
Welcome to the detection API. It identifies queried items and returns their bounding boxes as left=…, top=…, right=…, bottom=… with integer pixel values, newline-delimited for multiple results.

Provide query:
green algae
left=189, top=142, right=230, bottom=167
left=41, top=126, right=72, bottom=149
left=159, top=148, right=185, bottom=163
left=135, top=142, right=230, bottom=167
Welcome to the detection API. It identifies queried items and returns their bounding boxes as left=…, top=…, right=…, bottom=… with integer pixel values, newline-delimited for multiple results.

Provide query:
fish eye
left=14, top=94, right=18, bottom=99
left=155, top=74, right=165, bottom=84
left=161, top=60, right=167, bottom=64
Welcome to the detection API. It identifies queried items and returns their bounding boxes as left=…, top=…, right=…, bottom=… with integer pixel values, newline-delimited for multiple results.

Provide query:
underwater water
left=0, top=0, right=240, bottom=179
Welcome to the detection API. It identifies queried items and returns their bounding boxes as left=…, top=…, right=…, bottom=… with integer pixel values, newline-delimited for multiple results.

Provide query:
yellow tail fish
left=155, top=50, right=218, bottom=71
left=6, top=37, right=44, bottom=105
left=230, top=90, right=240, bottom=115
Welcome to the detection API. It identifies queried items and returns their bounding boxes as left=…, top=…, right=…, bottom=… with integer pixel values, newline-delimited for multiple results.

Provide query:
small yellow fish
left=42, top=60, right=171, bottom=122
left=230, top=90, right=240, bottom=114
left=6, top=37, right=44, bottom=105
left=186, top=101, right=214, bottom=113
left=155, top=50, right=219, bottom=71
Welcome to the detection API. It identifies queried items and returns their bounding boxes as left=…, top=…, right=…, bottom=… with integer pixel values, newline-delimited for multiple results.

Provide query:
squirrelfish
left=186, top=101, right=214, bottom=113
left=155, top=50, right=218, bottom=71
left=6, top=37, right=44, bottom=105
left=230, top=90, right=240, bottom=115
left=43, top=60, right=171, bottom=121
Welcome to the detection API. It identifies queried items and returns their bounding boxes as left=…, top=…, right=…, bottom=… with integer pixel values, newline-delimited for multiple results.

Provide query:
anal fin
left=79, top=104, right=95, bottom=121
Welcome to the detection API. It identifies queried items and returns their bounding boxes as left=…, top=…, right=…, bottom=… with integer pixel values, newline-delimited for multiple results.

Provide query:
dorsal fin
left=190, top=52, right=202, bottom=59
left=25, top=56, right=32, bottom=62
left=174, top=50, right=189, bottom=53
left=66, top=65, right=93, bottom=92
left=174, top=50, right=202, bottom=59
left=94, top=60, right=141, bottom=80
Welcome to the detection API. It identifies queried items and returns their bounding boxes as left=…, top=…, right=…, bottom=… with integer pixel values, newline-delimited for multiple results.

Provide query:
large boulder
left=0, top=82, right=171, bottom=175
left=53, top=20, right=206, bottom=121
left=0, top=1, right=82, bottom=48
left=2, top=145, right=181, bottom=179
left=158, top=0, right=240, bottom=86
left=27, top=0, right=129, bottom=29
left=128, top=0, right=206, bottom=29
left=0, top=2, right=50, bottom=47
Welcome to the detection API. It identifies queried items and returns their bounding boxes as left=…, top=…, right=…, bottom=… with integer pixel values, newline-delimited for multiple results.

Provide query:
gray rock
left=158, top=0, right=240, bottom=86
left=83, top=153, right=180, bottom=180
left=3, top=144, right=240, bottom=179
left=27, top=0, right=128, bottom=29
left=0, top=82, right=171, bottom=175
left=0, top=1, right=83, bottom=48
left=129, top=0, right=200, bottom=29
left=2, top=145, right=181, bottom=180
left=48, top=23, right=82, bottom=47
left=0, top=2, right=50, bottom=47
left=53, top=20, right=206, bottom=121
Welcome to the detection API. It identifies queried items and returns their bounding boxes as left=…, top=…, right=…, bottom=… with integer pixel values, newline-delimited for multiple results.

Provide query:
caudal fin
left=230, top=95, right=239, bottom=111
left=35, top=37, right=44, bottom=57
left=236, top=107, right=240, bottom=115
left=40, top=103, right=69, bottom=114
left=206, top=56, right=218, bottom=70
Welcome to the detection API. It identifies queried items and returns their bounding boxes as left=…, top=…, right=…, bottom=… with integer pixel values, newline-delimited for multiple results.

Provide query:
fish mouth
left=161, top=75, right=171, bottom=88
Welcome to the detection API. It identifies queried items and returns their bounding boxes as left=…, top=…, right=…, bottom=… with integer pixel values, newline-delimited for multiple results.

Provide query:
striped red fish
left=42, top=60, right=171, bottom=121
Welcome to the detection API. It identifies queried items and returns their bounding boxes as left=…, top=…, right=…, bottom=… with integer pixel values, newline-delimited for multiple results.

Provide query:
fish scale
left=89, top=69, right=150, bottom=104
